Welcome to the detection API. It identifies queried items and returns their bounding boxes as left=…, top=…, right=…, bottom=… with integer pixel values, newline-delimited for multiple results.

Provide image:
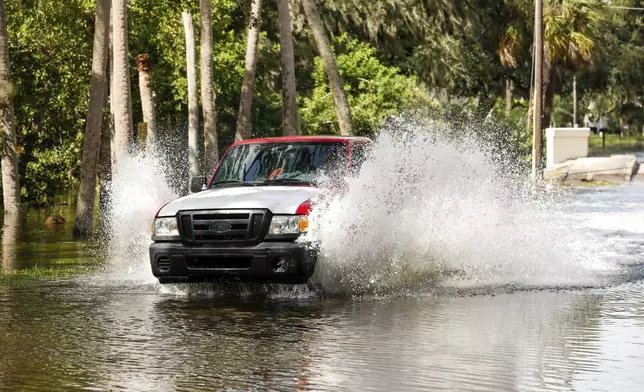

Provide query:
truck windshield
left=209, top=142, right=347, bottom=188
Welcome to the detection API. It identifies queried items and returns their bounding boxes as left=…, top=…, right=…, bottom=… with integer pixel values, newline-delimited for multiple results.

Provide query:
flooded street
left=0, top=272, right=644, bottom=391
left=2, top=0, right=642, bottom=388
left=1, top=151, right=644, bottom=390
left=1, top=272, right=644, bottom=391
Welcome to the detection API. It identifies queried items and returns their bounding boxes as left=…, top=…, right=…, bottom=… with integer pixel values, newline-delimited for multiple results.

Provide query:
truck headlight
left=267, top=215, right=308, bottom=237
left=153, top=217, right=179, bottom=237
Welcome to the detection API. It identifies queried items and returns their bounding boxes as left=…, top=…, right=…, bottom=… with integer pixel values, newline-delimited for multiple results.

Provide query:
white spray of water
left=304, top=120, right=620, bottom=295
left=97, top=150, right=179, bottom=285
left=93, top=117, right=633, bottom=297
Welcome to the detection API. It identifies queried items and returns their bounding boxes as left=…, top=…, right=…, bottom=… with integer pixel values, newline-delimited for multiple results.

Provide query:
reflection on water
left=1, top=282, right=644, bottom=391
left=0, top=199, right=105, bottom=274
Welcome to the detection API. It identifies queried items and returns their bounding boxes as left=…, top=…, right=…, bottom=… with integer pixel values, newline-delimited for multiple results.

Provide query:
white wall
left=545, top=128, right=591, bottom=168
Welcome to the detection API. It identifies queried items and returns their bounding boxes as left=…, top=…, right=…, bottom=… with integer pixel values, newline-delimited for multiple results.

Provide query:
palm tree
left=101, top=2, right=115, bottom=220
left=310, top=0, right=478, bottom=97
left=499, top=0, right=603, bottom=131
left=497, top=12, right=527, bottom=115
left=1, top=210, right=18, bottom=271
left=74, top=0, right=111, bottom=237
left=98, top=91, right=112, bottom=224
left=277, top=0, right=300, bottom=136
left=136, top=54, right=156, bottom=152
left=236, top=0, right=263, bottom=141
left=200, top=0, right=218, bottom=169
left=301, top=0, right=352, bottom=136
left=541, top=0, right=603, bottom=128
left=505, top=79, right=513, bottom=115
left=325, top=0, right=476, bottom=45
left=108, top=1, right=116, bottom=166
left=182, top=10, right=199, bottom=177
left=0, top=0, right=19, bottom=214
left=111, top=0, right=133, bottom=165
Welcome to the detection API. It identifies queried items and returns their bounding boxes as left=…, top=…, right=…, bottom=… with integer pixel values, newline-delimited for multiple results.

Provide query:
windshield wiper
left=210, top=179, right=257, bottom=187
left=263, top=178, right=312, bottom=186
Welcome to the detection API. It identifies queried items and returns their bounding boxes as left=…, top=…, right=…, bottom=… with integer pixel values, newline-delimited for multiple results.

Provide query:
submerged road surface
left=1, top=182, right=644, bottom=391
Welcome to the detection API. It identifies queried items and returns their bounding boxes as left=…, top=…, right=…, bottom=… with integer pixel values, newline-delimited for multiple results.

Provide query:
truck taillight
left=296, top=199, right=312, bottom=216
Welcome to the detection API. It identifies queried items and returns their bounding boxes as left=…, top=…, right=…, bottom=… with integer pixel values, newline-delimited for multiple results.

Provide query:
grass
left=589, top=134, right=644, bottom=155
left=0, top=254, right=105, bottom=285
left=0, top=265, right=92, bottom=284
left=0, top=239, right=108, bottom=285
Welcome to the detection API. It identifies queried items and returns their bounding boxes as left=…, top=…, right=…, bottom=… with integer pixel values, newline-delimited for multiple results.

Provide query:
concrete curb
left=544, top=154, right=640, bottom=184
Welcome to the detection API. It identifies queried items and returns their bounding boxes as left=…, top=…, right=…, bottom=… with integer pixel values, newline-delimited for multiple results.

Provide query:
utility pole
left=532, top=0, right=543, bottom=181
left=573, top=74, right=578, bottom=127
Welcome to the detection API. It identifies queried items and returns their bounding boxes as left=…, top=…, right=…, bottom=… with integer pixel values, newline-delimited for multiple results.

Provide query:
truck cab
left=149, top=135, right=371, bottom=284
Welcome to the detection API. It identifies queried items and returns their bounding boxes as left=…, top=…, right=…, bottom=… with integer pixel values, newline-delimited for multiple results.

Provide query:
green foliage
left=5, top=0, right=280, bottom=203
left=22, top=134, right=83, bottom=206
left=300, top=35, right=436, bottom=135
left=2, top=0, right=643, bottom=206
left=552, top=94, right=575, bottom=127
left=310, top=0, right=482, bottom=90
left=6, top=0, right=94, bottom=204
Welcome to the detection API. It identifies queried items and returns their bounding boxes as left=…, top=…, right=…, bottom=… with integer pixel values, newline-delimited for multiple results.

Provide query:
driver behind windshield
left=268, top=147, right=312, bottom=180
left=213, top=142, right=346, bottom=187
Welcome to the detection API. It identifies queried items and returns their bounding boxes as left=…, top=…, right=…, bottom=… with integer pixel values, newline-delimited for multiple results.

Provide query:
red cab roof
left=231, top=135, right=372, bottom=146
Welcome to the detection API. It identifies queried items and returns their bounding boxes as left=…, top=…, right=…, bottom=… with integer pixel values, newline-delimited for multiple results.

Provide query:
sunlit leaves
left=300, top=35, right=435, bottom=135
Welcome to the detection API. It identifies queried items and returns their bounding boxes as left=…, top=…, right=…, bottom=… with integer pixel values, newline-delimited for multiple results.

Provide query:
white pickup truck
left=149, top=135, right=371, bottom=284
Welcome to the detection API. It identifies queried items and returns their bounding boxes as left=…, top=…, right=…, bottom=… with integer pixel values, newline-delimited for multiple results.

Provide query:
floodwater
left=0, top=182, right=642, bottom=391
left=1, top=141, right=644, bottom=391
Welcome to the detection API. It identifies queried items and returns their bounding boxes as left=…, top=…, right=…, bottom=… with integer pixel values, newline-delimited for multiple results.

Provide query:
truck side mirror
left=189, top=176, right=207, bottom=193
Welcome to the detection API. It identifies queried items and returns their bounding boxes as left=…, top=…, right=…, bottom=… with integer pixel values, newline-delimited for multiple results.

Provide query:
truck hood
left=157, top=186, right=323, bottom=216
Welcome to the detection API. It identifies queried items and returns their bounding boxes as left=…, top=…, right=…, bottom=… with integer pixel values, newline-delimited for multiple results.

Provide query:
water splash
left=304, top=117, right=620, bottom=295
left=91, top=116, right=637, bottom=298
left=96, top=148, right=180, bottom=285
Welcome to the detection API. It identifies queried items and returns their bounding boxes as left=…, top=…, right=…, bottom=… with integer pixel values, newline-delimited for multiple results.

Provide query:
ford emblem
left=209, top=221, right=232, bottom=233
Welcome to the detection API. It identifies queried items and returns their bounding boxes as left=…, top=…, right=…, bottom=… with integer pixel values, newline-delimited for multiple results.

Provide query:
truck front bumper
left=149, top=241, right=317, bottom=284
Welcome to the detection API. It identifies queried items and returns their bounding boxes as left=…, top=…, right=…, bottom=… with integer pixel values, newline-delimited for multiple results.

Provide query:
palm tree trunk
left=0, top=0, right=20, bottom=214
left=441, top=88, right=450, bottom=105
left=102, top=4, right=114, bottom=225
left=1, top=211, right=18, bottom=271
left=182, top=10, right=199, bottom=179
left=235, top=0, right=262, bottom=141
left=277, top=0, right=300, bottom=136
left=0, top=208, right=20, bottom=272
left=109, top=2, right=116, bottom=165
left=98, top=89, right=112, bottom=227
left=111, top=0, right=133, bottom=165
left=542, top=60, right=555, bottom=130
left=527, top=87, right=534, bottom=134
left=505, top=79, right=512, bottom=116
left=200, top=0, right=218, bottom=170
left=136, top=53, right=156, bottom=152
left=301, top=0, right=352, bottom=136
left=73, top=0, right=111, bottom=237
left=199, top=0, right=219, bottom=170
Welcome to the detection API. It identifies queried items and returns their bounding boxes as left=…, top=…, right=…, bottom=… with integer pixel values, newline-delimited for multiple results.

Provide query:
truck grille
left=177, top=209, right=270, bottom=245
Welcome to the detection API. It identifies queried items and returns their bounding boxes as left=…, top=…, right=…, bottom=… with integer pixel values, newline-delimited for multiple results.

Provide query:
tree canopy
left=2, top=0, right=642, bottom=204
